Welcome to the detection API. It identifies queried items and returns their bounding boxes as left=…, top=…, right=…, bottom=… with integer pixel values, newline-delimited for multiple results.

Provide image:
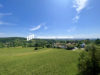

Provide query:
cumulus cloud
left=73, top=0, right=88, bottom=13
left=73, top=0, right=88, bottom=22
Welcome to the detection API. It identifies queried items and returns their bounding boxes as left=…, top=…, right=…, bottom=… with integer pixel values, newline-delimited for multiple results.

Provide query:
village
left=53, top=42, right=85, bottom=50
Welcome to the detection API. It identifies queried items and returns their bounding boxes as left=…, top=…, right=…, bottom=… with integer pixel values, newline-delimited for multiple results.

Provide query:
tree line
left=0, top=37, right=100, bottom=48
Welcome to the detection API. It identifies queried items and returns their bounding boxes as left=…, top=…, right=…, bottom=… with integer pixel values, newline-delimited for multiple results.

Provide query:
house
left=53, top=42, right=77, bottom=50
left=53, top=43, right=67, bottom=48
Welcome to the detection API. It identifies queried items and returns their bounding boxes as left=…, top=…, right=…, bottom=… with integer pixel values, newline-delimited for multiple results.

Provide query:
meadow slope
left=0, top=48, right=80, bottom=75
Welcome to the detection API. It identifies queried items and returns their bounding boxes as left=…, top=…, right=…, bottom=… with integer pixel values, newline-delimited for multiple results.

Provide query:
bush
left=78, top=51, right=92, bottom=75
left=95, top=39, right=100, bottom=45
left=85, top=44, right=95, bottom=52
left=34, top=47, right=38, bottom=50
left=78, top=44, right=100, bottom=75
left=66, top=44, right=74, bottom=50
left=46, top=44, right=51, bottom=48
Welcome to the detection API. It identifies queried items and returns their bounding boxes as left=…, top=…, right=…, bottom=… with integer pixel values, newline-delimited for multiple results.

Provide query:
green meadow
left=0, top=48, right=81, bottom=75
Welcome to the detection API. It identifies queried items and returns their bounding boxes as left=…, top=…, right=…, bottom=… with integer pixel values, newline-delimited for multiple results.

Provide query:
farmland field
left=0, top=48, right=81, bottom=75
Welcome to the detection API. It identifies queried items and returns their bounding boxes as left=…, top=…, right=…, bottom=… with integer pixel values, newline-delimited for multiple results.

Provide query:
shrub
left=78, top=44, right=99, bottom=75
left=46, top=44, right=51, bottom=48
left=34, top=47, right=38, bottom=50
left=66, top=44, right=74, bottom=50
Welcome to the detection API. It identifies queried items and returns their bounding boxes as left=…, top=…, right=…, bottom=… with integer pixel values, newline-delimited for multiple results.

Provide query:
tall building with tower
left=27, top=34, right=34, bottom=41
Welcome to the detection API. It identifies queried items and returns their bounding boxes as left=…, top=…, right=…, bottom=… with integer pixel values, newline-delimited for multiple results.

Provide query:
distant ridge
left=0, top=37, right=99, bottom=40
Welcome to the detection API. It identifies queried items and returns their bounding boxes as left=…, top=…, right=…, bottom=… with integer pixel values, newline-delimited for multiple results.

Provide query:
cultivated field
left=0, top=48, right=81, bottom=75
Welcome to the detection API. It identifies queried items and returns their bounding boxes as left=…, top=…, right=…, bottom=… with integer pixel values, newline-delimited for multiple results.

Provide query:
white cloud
left=0, top=21, right=9, bottom=25
left=36, top=36, right=74, bottom=39
left=73, top=0, right=88, bottom=13
left=73, top=15, right=80, bottom=22
left=30, top=25, right=41, bottom=31
left=67, top=27, right=76, bottom=32
left=42, top=23, right=48, bottom=30
left=0, top=13, right=14, bottom=26
left=73, top=33, right=100, bottom=38
left=30, top=23, right=48, bottom=31
left=0, top=13, right=12, bottom=18
left=0, top=21, right=17, bottom=26
left=73, top=0, right=88, bottom=22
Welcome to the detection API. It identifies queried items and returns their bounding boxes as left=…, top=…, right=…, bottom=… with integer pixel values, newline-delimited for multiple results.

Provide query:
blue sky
left=0, top=0, right=100, bottom=38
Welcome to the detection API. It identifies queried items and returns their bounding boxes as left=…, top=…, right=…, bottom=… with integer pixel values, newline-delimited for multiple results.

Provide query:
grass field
left=0, top=48, right=81, bottom=75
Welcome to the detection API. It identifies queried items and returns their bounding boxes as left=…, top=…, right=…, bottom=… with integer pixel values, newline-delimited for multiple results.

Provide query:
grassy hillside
left=0, top=48, right=80, bottom=75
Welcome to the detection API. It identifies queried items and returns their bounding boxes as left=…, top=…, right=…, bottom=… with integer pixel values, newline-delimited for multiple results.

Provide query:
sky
left=0, top=0, right=100, bottom=38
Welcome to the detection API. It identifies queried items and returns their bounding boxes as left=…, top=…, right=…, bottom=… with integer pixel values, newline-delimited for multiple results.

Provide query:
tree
left=78, top=51, right=92, bottom=75
left=66, top=44, right=74, bottom=50
left=46, top=44, right=51, bottom=48
left=34, top=47, right=38, bottom=50
left=87, top=45, right=99, bottom=75
left=95, top=39, right=100, bottom=45
left=78, top=44, right=99, bottom=75
left=84, top=39, right=91, bottom=44
left=0, top=42, right=4, bottom=48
